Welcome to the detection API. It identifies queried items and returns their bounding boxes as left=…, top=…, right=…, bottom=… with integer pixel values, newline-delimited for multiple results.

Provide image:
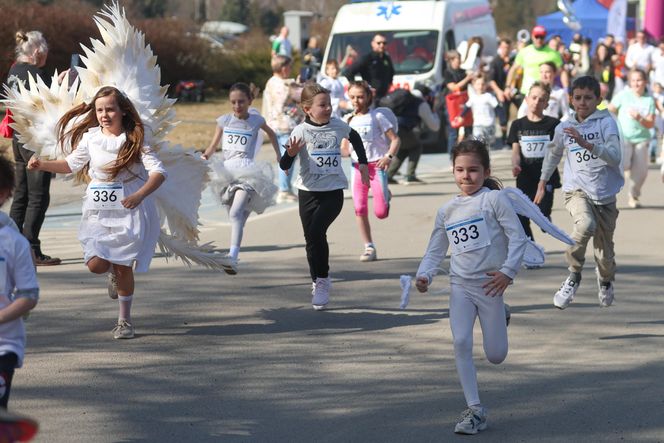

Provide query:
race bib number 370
left=445, top=216, right=491, bottom=254
left=222, top=128, right=254, bottom=153
left=88, top=182, right=124, bottom=210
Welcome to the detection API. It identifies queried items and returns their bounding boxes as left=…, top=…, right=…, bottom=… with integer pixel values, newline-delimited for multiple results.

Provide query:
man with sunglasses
left=344, top=33, right=395, bottom=102
left=505, top=26, right=566, bottom=107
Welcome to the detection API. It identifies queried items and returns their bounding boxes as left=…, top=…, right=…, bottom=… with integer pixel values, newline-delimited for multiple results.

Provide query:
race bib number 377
left=88, top=182, right=124, bottom=210
left=519, top=135, right=548, bottom=158
left=445, top=216, right=491, bottom=254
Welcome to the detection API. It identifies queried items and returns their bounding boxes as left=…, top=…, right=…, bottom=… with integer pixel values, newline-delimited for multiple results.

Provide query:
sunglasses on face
left=375, top=41, right=387, bottom=45
left=533, top=35, right=545, bottom=40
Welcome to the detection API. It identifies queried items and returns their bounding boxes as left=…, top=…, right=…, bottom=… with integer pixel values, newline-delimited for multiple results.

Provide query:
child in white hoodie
left=534, top=76, right=623, bottom=309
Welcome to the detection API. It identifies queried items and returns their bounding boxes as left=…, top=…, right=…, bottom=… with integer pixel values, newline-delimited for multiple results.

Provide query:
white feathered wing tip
left=76, top=1, right=176, bottom=147
left=154, top=142, right=233, bottom=271
left=2, top=71, right=83, bottom=159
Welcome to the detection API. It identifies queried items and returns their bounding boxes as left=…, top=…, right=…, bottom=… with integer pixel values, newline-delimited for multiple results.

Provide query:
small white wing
left=374, top=107, right=399, bottom=134
left=502, top=187, right=574, bottom=245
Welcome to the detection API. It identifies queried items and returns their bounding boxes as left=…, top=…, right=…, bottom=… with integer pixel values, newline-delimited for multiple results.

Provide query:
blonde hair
left=15, top=31, right=48, bottom=61
left=299, top=82, right=330, bottom=110
left=57, top=86, right=145, bottom=183
left=271, top=55, right=291, bottom=73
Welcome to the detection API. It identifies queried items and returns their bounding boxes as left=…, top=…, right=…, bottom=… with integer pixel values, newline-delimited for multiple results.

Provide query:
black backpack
left=378, top=89, right=422, bottom=131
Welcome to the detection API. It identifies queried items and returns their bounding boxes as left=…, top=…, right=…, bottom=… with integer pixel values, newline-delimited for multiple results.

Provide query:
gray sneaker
left=112, top=320, right=135, bottom=339
left=596, top=269, right=614, bottom=307
left=312, top=277, right=330, bottom=310
left=454, top=406, right=488, bottom=434
left=107, top=272, right=118, bottom=299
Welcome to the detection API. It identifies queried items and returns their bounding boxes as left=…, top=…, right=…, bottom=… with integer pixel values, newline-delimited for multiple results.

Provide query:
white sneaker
left=360, top=245, right=377, bottom=262
left=596, top=269, right=614, bottom=307
left=628, top=195, right=641, bottom=208
left=277, top=191, right=298, bottom=203
left=553, top=276, right=579, bottom=309
left=454, top=406, right=488, bottom=435
left=312, top=277, right=330, bottom=310
left=221, top=255, right=238, bottom=275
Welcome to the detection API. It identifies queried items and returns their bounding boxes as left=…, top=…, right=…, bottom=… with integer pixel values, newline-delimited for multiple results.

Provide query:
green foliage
left=219, top=0, right=249, bottom=24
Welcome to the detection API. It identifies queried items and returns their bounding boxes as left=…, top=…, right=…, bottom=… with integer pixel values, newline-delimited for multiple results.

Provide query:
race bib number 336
left=88, top=182, right=124, bottom=210
left=445, top=216, right=491, bottom=254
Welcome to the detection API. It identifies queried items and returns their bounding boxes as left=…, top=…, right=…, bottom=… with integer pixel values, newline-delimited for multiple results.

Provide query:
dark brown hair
left=348, top=80, right=373, bottom=108
left=0, top=155, right=15, bottom=201
left=452, top=139, right=502, bottom=190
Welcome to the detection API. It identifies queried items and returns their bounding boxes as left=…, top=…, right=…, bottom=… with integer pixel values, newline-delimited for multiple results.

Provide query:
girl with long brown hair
left=27, top=86, right=166, bottom=339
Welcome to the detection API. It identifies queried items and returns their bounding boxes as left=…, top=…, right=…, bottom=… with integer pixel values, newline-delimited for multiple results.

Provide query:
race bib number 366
left=445, top=216, right=491, bottom=254
left=88, top=182, right=124, bottom=210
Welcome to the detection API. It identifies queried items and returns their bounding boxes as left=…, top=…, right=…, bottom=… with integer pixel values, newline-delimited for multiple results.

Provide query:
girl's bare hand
left=483, top=271, right=511, bottom=297
left=286, top=137, right=305, bottom=157
left=416, top=276, right=429, bottom=293
left=27, top=156, right=41, bottom=170
left=121, top=192, right=144, bottom=209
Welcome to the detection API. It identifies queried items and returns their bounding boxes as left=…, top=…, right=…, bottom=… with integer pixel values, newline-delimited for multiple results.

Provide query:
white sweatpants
left=449, top=283, right=508, bottom=407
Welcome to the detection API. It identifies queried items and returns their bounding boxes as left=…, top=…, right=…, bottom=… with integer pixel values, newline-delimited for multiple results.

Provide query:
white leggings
left=449, top=283, right=508, bottom=407
left=229, top=189, right=251, bottom=251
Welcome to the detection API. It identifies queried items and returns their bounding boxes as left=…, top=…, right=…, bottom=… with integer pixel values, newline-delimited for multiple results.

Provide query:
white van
left=322, top=0, right=498, bottom=148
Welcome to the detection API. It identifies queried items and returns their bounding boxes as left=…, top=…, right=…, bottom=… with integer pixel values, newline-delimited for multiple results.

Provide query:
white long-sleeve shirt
left=540, top=109, right=623, bottom=204
left=417, top=187, right=527, bottom=286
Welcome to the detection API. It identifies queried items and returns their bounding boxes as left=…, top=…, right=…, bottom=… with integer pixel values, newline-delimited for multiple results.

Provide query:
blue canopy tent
left=537, top=0, right=635, bottom=47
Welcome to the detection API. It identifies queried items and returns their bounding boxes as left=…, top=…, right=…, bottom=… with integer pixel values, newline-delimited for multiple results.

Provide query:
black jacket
left=344, top=51, right=395, bottom=100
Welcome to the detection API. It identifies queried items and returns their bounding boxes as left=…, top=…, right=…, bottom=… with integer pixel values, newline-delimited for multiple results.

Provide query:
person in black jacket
left=5, top=30, right=61, bottom=266
left=344, top=33, right=395, bottom=103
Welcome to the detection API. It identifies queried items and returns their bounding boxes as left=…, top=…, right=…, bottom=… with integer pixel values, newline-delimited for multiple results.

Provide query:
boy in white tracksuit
left=535, top=76, right=624, bottom=309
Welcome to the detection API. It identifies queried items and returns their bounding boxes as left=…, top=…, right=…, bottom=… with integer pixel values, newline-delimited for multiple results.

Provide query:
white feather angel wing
left=153, top=142, right=209, bottom=242
left=76, top=2, right=176, bottom=146
left=2, top=72, right=83, bottom=158
left=375, top=107, right=399, bottom=134
left=502, top=187, right=575, bottom=245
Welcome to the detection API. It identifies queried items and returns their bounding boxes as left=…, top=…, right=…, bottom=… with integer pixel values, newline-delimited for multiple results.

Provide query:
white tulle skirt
left=209, top=157, right=278, bottom=214
left=78, top=179, right=160, bottom=273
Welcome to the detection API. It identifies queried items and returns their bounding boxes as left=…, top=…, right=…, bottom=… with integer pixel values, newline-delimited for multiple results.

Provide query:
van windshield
left=328, top=30, right=438, bottom=75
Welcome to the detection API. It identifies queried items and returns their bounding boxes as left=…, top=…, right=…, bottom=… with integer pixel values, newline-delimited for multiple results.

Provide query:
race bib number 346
left=309, top=151, right=342, bottom=175
left=445, top=216, right=491, bottom=254
left=88, top=182, right=124, bottom=210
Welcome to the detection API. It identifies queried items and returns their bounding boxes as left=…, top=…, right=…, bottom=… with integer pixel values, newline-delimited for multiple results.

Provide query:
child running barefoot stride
left=202, top=82, right=281, bottom=273
left=27, top=86, right=166, bottom=339
left=416, top=140, right=527, bottom=435
left=281, top=83, right=370, bottom=310
left=535, top=76, right=623, bottom=309
left=343, top=81, right=400, bottom=261
left=0, top=156, right=39, bottom=408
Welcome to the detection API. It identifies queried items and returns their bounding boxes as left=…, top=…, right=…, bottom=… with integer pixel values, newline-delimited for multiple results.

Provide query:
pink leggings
left=351, top=162, right=390, bottom=218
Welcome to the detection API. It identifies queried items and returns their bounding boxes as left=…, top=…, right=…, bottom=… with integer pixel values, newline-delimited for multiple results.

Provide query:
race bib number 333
left=88, top=182, right=124, bottom=210
left=445, top=216, right=491, bottom=254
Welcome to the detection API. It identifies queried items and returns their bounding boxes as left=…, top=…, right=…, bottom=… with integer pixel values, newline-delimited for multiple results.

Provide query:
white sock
left=365, top=242, right=375, bottom=249
left=229, top=245, right=240, bottom=260
left=118, top=294, right=133, bottom=322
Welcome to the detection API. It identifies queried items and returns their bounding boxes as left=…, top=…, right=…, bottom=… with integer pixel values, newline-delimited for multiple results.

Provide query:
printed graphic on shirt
left=308, top=131, right=342, bottom=175
left=87, top=182, right=125, bottom=210
left=445, top=215, right=491, bottom=255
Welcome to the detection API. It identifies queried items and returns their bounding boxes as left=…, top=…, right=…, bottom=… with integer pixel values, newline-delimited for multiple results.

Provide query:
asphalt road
left=9, top=150, right=664, bottom=442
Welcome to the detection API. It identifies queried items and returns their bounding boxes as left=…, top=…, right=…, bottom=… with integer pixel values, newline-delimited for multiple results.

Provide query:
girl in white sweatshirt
left=416, top=139, right=527, bottom=435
